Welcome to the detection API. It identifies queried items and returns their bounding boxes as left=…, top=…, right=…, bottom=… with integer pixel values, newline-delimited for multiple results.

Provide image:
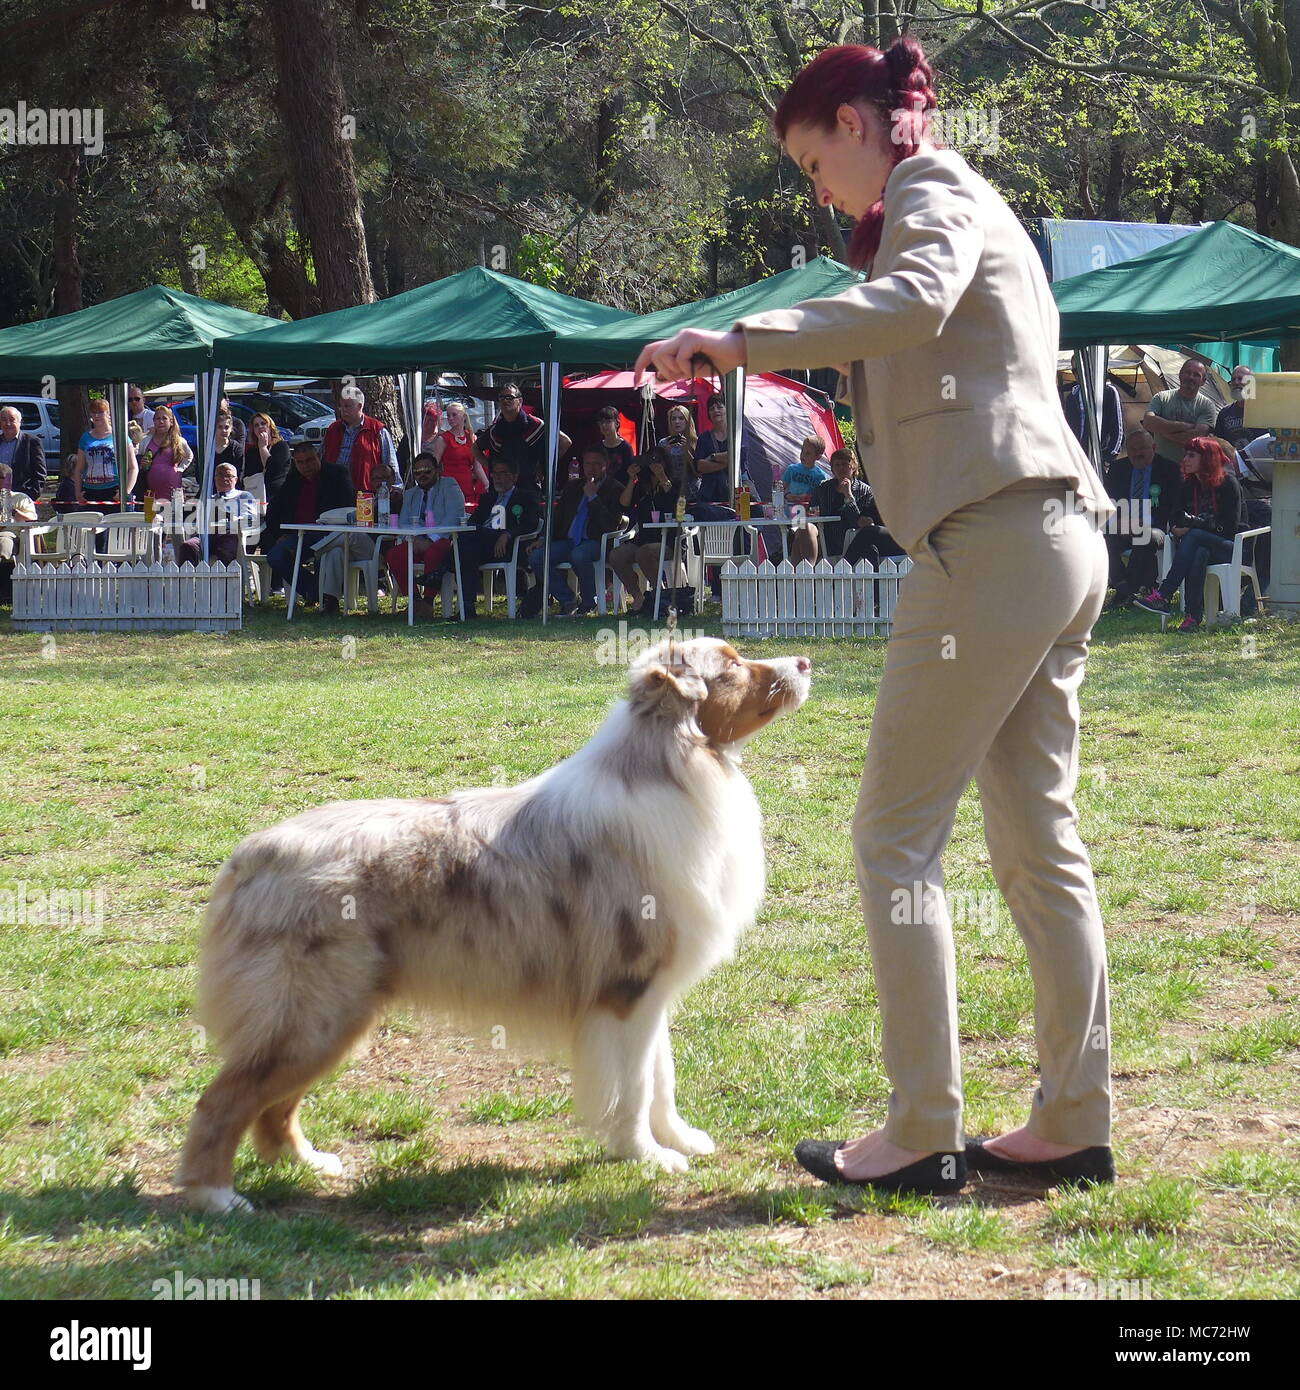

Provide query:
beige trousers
left=852, top=477, right=1112, bottom=1151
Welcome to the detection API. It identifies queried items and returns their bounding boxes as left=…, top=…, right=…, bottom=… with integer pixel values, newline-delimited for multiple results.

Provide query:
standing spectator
left=387, top=451, right=466, bottom=598
left=323, top=387, right=398, bottom=494
left=478, top=382, right=570, bottom=494
left=242, top=413, right=293, bottom=512
left=1143, top=359, right=1217, bottom=471
left=430, top=399, right=487, bottom=511
left=595, top=405, right=636, bottom=483
left=1214, top=365, right=1270, bottom=452
left=73, top=398, right=138, bottom=509
left=1102, top=426, right=1181, bottom=608
left=213, top=410, right=244, bottom=485
left=782, top=436, right=832, bottom=504
left=1063, top=377, right=1124, bottom=470
left=521, top=445, right=625, bottom=617
left=134, top=403, right=194, bottom=502
left=657, top=403, right=698, bottom=490
left=262, top=443, right=354, bottom=606
left=126, top=385, right=155, bottom=436
left=427, top=460, right=541, bottom=619
left=218, top=397, right=247, bottom=445
left=0, top=404, right=47, bottom=499
left=420, top=395, right=442, bottom=448
left=690, top=392, right=747, bottom=514
left=1133, top=436, right=1249, bottom=632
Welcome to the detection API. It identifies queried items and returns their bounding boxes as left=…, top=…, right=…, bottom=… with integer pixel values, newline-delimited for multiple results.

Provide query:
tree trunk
left=52, top=144, right=88, bottom=475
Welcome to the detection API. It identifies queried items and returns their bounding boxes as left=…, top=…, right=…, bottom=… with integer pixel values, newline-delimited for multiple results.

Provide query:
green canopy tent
left=552, top=255, right=866, bottom=519
left=0, top=285, right=281, bottom=557
left=1053, top=223, right=1300, bottom=476
left=214, top=265, right=638, bottom=622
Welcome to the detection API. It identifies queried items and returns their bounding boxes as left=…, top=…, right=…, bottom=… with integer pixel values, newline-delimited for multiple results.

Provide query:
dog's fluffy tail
left=194, top=842, right=384, bottom=1075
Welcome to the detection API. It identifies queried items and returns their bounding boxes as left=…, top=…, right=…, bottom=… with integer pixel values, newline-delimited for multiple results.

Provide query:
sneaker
left=1173, top=616, right=1201, bottom=634
left=1133, top=588, right=1171, bottom=615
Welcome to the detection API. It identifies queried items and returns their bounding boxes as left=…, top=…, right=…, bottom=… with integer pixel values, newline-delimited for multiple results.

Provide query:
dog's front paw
left=658, top=1124, right=715, bottom=1157
left=608, top=1140, right=690, bottom=1173
left=184, top=1186, right=254, bottom=1215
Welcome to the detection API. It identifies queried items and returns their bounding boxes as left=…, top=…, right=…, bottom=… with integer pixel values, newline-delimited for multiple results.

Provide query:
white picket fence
left=11, top=559, right=243, bottom=631
left=721, top=557, right=912, bottom=637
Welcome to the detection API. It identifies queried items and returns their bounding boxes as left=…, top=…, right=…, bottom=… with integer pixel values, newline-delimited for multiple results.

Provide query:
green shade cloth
left=213, top=266, right=634, bottom=374
left=0, top=284, right=280, bottom=382
left=553, top=256, right=865, bottom=364
left=1054, top=222, right=1300, bottom=350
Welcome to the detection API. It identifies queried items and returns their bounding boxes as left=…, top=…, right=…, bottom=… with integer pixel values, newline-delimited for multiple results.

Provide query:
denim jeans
left=1159, top=529, right=1234, bottom=621
left=532, top=537, right=601, bottom=608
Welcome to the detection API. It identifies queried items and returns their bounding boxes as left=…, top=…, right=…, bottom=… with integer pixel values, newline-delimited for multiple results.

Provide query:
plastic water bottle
left=0, top=489, right=11, bottom=524
left=377, top=481, right=391, bottom=526
left=772, top=479, right=785, bottom=520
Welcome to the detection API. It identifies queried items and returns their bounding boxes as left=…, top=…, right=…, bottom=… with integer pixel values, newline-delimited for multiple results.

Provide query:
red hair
left=771, top=38, right=939, bottom=271
left=1184, top=436, right=1229, bottom=489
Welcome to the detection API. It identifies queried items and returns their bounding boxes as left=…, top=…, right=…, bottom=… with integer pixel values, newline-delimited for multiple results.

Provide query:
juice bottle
left=736, top=486, right=751, bottom=520
left=356, top=491, right=375, bottom=526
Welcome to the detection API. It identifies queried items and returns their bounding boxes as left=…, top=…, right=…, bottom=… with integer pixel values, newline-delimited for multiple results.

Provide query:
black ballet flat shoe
left=965, top=1138, right=1116, bottom=1186
left=794, top=1140, right=967, bottom=1195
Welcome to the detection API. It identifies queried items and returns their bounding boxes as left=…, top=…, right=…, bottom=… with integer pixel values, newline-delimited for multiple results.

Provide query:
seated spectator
left=176, top=463, right=259, bottom=567
left=323, top=387, right=398, bottom=493
left=1103, top=426, right=1181, bottom=608
left=791, top=449, right=904, bottom=567
left=262, top=442, right=355, bottom=608
left=0, top=475, right=38, bottom=598
left=595, top=405, right=636, bottom=483
left=610, top=446, right=686, bottom=614
left=387, top=451, right=466, bottom=597
left=1133, top=435, right=1250, bottom=632
left=431, top=400, right=487, bottom=511
left=243, top=412, right=293, bottom=513
left=782, top=437, right=832, bottom=504
left=419, top=460, right=541, bottom=619
left=420, top=395, right=442, bottom=449
left=52, top=453, right=80, bottom=511
left=522, top=445, right=626, bottom=618
left=310, top=459, right=403, bottom=611
left=134, top=403, right=195, bottom=503
left=0, top=404, right=47, bottom=499
left=218, top=397, right=247, bottom=445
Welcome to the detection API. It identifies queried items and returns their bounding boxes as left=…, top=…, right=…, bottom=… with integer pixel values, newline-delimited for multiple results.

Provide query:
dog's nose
left=796, top=657, right=812, bottom=673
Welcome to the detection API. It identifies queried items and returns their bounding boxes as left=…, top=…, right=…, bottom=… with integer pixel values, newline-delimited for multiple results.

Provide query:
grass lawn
left=1, top=599, right=1298, bottom=1300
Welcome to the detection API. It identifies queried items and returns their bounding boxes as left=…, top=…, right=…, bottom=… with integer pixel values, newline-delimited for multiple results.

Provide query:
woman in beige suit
left=635, top=38, right=1118, bottom=1195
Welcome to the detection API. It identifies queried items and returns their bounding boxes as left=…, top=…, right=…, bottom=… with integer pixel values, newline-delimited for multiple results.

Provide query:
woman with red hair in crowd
left=635, top=37, right=1120, bottom=1196
left=1134, top=436, right=1248, bottom=631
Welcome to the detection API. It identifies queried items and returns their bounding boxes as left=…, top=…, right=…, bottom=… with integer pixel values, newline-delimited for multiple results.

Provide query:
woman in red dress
left=432, top=400, right=487, bottom=510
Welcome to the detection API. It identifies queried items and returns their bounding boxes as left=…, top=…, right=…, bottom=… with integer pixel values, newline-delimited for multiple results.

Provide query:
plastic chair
left=685, top=520, right=759, bottom=592
left=1204, top=526, right=1269, bottom=623
left=98, top=512, right=161, bottom=562
left=481, top=525, right=542, bottom=619
left=554, top=526, right=634, bottom=614
left=344, top=544, right=386, bottom=613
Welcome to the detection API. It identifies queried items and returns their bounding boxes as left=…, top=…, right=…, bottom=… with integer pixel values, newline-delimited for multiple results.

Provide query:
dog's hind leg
left=649, top=1016, right=715, bottom=1158
left=178, top=1002, right=380, bottom=1213
left=573, top=998, right=690, bottom=1173
left=253, top=1093, right=343, bottom=1176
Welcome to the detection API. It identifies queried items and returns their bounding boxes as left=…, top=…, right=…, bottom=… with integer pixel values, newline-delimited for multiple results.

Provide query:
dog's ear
left=628, top=651, right=708, bottom=708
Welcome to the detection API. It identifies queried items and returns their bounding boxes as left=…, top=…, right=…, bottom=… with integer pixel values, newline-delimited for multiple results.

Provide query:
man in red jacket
left=322, top=388, right=398, bottom=493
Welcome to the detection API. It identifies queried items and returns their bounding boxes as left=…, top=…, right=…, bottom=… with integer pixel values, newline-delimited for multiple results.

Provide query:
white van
left=0, top=396, right=60, bottom=465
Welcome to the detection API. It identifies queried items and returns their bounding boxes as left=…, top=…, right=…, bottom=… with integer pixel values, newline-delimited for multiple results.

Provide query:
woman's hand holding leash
left=633, top=329, right=747, bottom=384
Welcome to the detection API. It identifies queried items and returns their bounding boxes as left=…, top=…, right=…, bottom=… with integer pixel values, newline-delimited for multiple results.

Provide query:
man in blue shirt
left=522, top=446, right=625, bottom=617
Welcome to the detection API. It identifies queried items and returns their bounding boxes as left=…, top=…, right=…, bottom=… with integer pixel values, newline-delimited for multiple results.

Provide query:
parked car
left=0, top=395, right=61, bottom=466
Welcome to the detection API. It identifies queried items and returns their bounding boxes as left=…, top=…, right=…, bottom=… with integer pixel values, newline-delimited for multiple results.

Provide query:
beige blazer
left=732, top=146, right=1116, bottom=553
